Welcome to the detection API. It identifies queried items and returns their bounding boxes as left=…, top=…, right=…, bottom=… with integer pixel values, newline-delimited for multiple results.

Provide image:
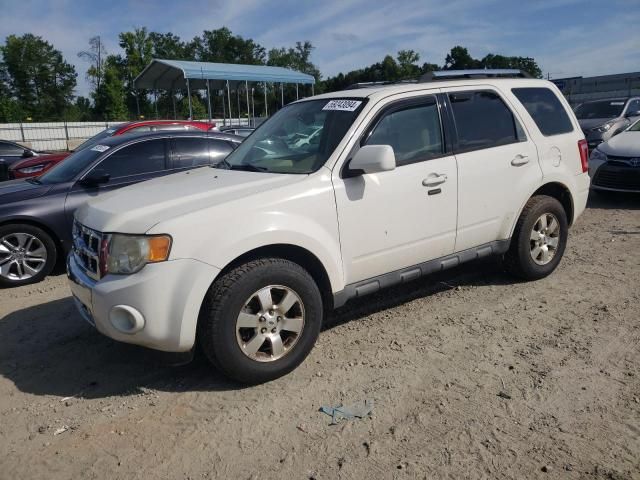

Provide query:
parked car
left=67, top=71, right=590, bottom=384
left=0, top=131, right=241, bottom=287
left=217, top=126, right=255, bottom=137
left=0, top=140, right=56, bottom=181
left=8, top=120, right=216, bottom=179
left=575, top=97, right=640, bottom=150
left=589, top=119, right=640, bottom=192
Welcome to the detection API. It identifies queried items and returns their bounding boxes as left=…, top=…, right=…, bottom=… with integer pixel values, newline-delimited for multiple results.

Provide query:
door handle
left=422, top=174, right=447, bottom=187
left=511, top=154, right=529, bottom=166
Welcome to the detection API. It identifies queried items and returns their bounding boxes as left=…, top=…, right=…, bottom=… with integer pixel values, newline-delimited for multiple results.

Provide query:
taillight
left=578, top=139, right=589, bottom=173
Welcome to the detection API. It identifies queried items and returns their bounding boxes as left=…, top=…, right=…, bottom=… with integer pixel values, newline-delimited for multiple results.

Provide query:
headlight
left=103, top=234, right=172, bottom=275
left=589, top=148, right=607, bottom=162
left=17, top=164, right=46, bottom=174
left=595, top=121, right=615, bottom=132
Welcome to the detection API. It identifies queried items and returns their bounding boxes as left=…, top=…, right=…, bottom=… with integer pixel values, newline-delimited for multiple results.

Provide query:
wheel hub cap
left=0, top=233, right=47, bottom=282
left=530, top=213, right=560, bottom=266
left=235, top=285, right=305, bottom=362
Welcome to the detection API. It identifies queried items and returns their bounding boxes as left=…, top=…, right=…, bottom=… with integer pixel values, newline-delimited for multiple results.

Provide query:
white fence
left=0, top=118, right=251, bottom=152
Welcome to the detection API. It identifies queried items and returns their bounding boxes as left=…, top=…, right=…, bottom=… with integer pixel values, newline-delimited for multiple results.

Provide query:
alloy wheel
left=0, top=233, right=48, bottom=282
left=530, top=213, right=560, bottom=265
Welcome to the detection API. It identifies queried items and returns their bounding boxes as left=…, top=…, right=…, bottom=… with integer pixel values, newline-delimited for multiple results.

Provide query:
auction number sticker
left=91, top=145, right=110, bottom=152
left=323, top=99, right=362, bottom=112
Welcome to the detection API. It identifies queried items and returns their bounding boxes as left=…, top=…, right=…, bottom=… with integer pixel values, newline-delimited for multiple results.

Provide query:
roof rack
left=343, top=79, right=418, bottom=90
left=419, top=69, right=532, bottom=82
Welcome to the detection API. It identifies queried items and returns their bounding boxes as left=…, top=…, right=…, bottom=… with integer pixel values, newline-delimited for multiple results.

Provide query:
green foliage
left=92, top=56, right=128, bottom=120
left=0, top=33, right=77, bottom=121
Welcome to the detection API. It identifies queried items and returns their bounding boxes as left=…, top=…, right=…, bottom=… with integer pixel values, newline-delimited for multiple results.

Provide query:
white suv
left=68, top=70, right=591, bottom=384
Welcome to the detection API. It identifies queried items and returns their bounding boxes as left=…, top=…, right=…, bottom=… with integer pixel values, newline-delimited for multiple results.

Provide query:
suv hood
left=76, top=167, right=305, bottom=233
left=578, top=118, right=617, bottom=130
left=599, top=131, right=640, bottom=157
left=0, top=179, right=53, bottom=204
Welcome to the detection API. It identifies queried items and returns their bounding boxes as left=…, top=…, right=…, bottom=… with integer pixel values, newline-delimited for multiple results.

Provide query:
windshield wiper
left=229, top=163, right=270, bottom=172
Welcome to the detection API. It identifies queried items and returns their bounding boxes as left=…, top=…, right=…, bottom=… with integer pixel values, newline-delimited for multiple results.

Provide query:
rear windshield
left=574, top=100, right=625, bottom=120
left=512, top=88, right=574, bottom=136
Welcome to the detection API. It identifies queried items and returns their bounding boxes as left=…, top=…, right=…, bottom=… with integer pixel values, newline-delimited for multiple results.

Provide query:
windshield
left=574, top=100, right=626, bottom=120
left=74, top=127, right=119, bottom=152
left=220, top=98, right=367, bottom=174
left=628, top=119, right=640, bottom=131
left=38, top=146, right=104, bottom=184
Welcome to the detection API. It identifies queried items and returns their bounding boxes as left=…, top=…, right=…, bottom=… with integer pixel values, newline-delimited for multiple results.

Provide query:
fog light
left=109, top=305, right=145, bottom=334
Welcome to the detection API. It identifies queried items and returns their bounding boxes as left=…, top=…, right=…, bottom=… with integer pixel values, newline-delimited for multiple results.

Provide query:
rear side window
left=365, top=98, right=443, bottom=166
left=92, top=139, right=166, bottom=178
left=172, top=137, right=211, bottom=168
left=512, top=87, right=574, bottom=136
left=448, top=90, right=523, bottom=153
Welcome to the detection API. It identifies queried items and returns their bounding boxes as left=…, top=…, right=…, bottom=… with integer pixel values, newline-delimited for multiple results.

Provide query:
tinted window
left=626, top=99, right=640, bottom=114
left=366, top=99, right=443, bottom=166
left=208, top=139, right=234, bottom=164
left=172, top=137, right=211, bottom=168
left=92, top=139, right=166, bottom=178
left=74, top=128, right=118, bottom=152
left=0, top=141, right=25, bottom=156
left=512, top=88, right=573, bottom=136
left=574, top=100, right=625, bottom=119
left=449, top=90, right=523, bottom=152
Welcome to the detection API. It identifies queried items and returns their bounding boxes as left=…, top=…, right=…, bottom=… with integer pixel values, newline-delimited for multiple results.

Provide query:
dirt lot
left=1, top=193, right=639, bottom=480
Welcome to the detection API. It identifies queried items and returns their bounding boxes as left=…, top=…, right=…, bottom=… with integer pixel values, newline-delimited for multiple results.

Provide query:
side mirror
left=22, top=149, right=34, bottom=158
left=79, top=172, right=110, bottom=187
left=348, top=145, right=396, bottom=175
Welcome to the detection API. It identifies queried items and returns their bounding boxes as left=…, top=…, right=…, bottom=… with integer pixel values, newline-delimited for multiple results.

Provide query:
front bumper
left=590, top=160, right=640, bottom=192
left=67, top=253, right=220, bottom=352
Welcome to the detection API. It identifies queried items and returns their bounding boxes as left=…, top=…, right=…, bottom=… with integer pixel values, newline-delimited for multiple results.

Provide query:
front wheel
left=0, top=224, right=57, bottom=287
left=504, top=195, right=568, bottom=280
left=198, top=258, right=323, bottom=384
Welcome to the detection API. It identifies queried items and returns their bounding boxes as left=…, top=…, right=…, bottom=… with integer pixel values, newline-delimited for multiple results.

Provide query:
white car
left=589, top=119, right=640, bottom=192
left=68, top=70, right=590, bottom=384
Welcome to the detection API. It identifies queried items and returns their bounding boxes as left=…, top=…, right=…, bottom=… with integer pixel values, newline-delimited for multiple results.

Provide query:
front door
left=333, top=95, right=458, bottom=284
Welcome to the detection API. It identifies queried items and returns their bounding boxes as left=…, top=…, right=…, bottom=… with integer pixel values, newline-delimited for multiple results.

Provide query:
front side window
left=221, top=98, right=367, bottom=174
left=172, top=137, right=211, bottom=168
left=91, top=139, right=166, bottom=179
left=449, top=90, right=523, bottom=152
left=365, top=99, right=443, bottom=166
left=512, top=87, right=574, bottom=136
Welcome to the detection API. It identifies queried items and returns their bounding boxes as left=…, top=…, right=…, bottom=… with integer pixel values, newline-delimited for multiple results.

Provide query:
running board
left=332, top=239, right=510, bottom=308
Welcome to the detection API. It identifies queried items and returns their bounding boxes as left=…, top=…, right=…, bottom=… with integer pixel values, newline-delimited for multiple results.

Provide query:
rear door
left=443, top=87, right=542, bottom=251
left=64, top=138, right=169, bottom=226
left=333, top=94, right=458, bottom=283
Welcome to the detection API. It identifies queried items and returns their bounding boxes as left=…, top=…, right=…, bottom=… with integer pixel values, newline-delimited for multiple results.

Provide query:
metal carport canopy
left=134, top=59, right=316, bottom=90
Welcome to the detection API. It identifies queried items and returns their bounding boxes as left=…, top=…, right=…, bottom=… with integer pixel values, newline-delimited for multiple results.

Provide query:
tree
left=444, top=46, right=480, bottom=70
left=480, top=54, right=542, bottom=78
left=0, top=34, right=77, bottom=120
left=397, top=49, right=421, bottom=78
left=93, top=56, right=128, bottom=120
left=268, top=41, right=321, bottom=81
left=78, top=36, right=106, bottom=94
left=193, top=28, right=266, bottom=64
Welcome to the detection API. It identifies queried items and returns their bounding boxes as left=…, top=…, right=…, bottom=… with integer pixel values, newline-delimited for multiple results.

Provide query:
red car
left=9, top=120, right=214, bottom=179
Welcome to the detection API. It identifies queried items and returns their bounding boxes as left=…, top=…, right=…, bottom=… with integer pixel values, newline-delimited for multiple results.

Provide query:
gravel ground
left=1, top=192, right=639, bottom=480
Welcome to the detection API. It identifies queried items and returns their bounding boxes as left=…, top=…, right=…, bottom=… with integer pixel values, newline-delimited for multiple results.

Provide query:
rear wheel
left=504, top=195, right=568, bottom=280
left=0, top=224, right=57, bottom=287
left=198, top=258, right=323, bottom=384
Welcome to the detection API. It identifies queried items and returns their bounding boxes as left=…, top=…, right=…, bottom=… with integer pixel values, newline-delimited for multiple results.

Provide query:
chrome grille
left=72, top=221, right=103, bottom=280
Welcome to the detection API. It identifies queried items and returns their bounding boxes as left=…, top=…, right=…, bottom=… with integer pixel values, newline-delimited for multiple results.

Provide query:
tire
left=0, top=223, right=57, bottom=288
left=504, top=195, right=568, bottom=280
left=198, top=258, right=323, bottom=384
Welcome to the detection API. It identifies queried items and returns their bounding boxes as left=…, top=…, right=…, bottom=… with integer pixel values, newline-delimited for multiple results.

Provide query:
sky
left=0, top=0, right=638, bottom=97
